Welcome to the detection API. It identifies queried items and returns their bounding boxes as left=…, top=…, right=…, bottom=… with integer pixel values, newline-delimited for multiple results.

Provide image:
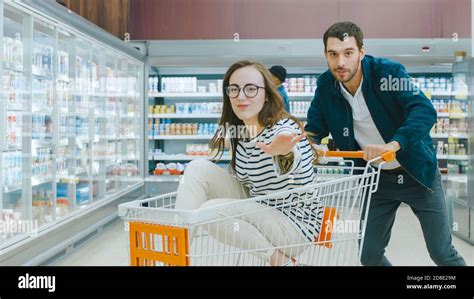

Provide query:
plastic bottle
left=153, top=77, right=159, bottom=93
left=148, top=77, right=153, bottom=93
left=14, top=37, right=23, bottom=64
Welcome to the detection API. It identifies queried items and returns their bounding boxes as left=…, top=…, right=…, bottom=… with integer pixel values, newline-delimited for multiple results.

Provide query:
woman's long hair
left=210, top=60, right=318, bottom=172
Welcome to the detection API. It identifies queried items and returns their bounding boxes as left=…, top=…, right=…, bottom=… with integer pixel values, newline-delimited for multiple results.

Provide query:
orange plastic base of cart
left=129, top=207, right=339, bottom=266
left=315, top=207, right=339, bottom=248
left=129, top=222, right=190, bottom=266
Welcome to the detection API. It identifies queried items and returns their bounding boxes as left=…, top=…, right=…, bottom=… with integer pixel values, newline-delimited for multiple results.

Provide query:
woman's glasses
left=225, top=84, right=265, bottom=99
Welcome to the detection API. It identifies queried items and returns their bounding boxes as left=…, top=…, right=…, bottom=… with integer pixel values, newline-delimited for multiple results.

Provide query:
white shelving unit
left=150, top=135, right=215, bottom=140
left=145, top=175, right=182, bottom=183
left=146, top=64, right=471, bottom=205
left=437, top=155, right=469, bottom=160
left=431, top=133, right=468, bottom=139
left=149, top=92, right=221, bottom=99
left=149, top=113, right=220, bottom=119
left=150, top=155, right=231, bottom=161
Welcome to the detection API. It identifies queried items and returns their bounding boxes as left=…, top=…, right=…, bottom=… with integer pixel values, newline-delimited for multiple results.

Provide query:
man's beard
left=330, top=61, right=359, bottom=83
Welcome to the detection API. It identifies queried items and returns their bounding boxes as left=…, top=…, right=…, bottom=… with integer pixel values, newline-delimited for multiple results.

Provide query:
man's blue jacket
left=305, top=55, right=438, bottom=189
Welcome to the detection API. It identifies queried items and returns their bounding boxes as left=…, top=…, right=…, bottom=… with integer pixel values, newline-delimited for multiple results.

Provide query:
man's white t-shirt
left=339, top=79, right=401, bottom=170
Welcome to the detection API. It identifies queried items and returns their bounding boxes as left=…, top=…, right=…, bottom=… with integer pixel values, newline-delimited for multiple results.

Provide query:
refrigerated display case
left=448, top=59, right=473, bottom=244
left=0, top=0, right=145, bottom=256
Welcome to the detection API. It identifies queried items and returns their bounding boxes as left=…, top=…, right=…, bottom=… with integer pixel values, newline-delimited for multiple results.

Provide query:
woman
left=175, top=60, right=323, bottom=266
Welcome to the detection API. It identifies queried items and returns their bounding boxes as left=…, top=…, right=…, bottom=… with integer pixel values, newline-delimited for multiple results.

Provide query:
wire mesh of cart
left=118, top=150, right=396, bottom=266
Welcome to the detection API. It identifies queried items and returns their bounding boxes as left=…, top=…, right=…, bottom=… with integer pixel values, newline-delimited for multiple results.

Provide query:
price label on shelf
left=454, top=93, right=468, bottom=100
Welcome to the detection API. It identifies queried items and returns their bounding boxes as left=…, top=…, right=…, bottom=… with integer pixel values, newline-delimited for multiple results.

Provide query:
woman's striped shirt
left=234, top=118, right=323, bottom=242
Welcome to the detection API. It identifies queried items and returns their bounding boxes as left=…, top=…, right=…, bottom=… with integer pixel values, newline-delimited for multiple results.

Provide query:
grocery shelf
left=57, top=75, right=70, bottom=82
left=441, top=174, right=467, bottom=182
left=424, top=90, right=469, bottom=99
left=94, top=134, right=116, bottom=140
left=75, top=168, right=88, bottom=176
left=118, top=155, right=139, bottom=160
left=32, top=175, right=54, bottom=186
left=437, top=155, right=468, bottom=160
left=3, top=89, right=28, bottom=96
left=3, top=61, right=23, bottom=72
left=5, top=105, right=23, bottom=111
left=31, top=66, right=52, bottom=79
left=150, top=92, right=221, bottom=99
left=76, top=135, right=90, bottom=143
left=150, top=135, right=215, bottom=140
left=437, top=112, right=467, bottom=118
left=3, top=183, right=22, bottom=194
left=293, top=113, right=307, bottom=118
left=151, top=154, right=231, bottom=161
left=149, top=113, right=221, bottom=119
left=431, top=133, right=468, bottom=139
left=94, top=114, right=116, bottom=120
left=31, top=109, right=53, bottom=115
left=70, top=91, right=140, bottom=98
left=425, top=90, right=452, bottom=97
left=287, top=92, right=314, bottom=98
left=145, top=175, right=182, bottom=183
left=74, top=109, right=90, bottom=117
left=118, top=136, right=139, bottom=140
left=120, top=113, right=137, bottom=119
left=5, top=144, right=22, bottom=151
left=57, top=169, right=69, bottom=178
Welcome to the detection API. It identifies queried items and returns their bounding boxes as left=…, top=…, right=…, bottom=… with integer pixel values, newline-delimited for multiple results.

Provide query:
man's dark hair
left=323, top=21, right=364, bottom=50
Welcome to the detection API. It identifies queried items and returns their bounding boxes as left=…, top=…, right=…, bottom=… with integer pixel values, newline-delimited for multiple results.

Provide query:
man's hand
left=363, top=141, right=400, bottom=161
left=256, top=132, right=305, bottom=157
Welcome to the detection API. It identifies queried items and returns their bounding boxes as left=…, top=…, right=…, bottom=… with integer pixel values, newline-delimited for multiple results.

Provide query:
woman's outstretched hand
left=256, top=132, right=305, bottom=157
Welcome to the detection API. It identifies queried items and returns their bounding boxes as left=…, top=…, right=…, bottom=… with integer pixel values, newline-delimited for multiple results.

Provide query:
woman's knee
left=185, top=159, right=214, bottom=174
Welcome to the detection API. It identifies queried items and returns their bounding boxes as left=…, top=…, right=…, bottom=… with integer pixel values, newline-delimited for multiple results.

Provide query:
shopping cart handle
left=325, top=150, right=396, bottom=162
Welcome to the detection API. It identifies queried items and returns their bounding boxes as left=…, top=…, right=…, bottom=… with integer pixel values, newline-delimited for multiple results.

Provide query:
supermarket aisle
left=54, top=219, right=129, bottom=266
left=54, top=206, right=474, bottom=266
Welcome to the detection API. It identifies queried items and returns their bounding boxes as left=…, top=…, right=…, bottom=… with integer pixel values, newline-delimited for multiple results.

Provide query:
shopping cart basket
left=118, top=150, right=396, bottom=266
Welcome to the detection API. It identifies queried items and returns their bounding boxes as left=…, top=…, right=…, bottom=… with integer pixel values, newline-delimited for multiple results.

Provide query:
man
left=269, top=65, right=291, bottom=112
left=305, top=21, right=466, bottom=266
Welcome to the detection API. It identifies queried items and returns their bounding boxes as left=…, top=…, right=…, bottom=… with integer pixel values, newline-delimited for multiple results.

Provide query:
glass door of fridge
left=55, top=28, right=74, bottom=218
left=1, top=4, right=29, bottom=247
left=90, top=44, right=107, bottom=202
left=126, top=61, right=142, bottom=185
left=30, top=18, right=55, bottom=227
left=449, top=59, right=473, bottom=243
left=447, top=61, right=469, bottom=204
left=116, top=58, right=140, bottom=188
left=72, top=36, right=93, bottom=209
left=104, top=51, right=120, bottom=194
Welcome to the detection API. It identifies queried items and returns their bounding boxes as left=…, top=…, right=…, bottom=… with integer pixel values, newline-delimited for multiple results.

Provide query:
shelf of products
left=147, top=75, right=232, bottom=180
left=145, top=175, right=182, bottom=183
left=146, top=72, right=469, bottom=182
left=150, top=135, right=215, bottom=140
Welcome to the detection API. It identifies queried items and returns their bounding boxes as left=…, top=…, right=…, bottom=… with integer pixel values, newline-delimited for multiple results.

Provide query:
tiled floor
left=54, top=219, right=130, bottom=266
left=54, top=206, right=473, bottom=266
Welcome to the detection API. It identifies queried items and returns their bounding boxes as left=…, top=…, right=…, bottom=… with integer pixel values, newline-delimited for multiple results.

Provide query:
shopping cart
left=118, top=150, right=396, bottom=266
